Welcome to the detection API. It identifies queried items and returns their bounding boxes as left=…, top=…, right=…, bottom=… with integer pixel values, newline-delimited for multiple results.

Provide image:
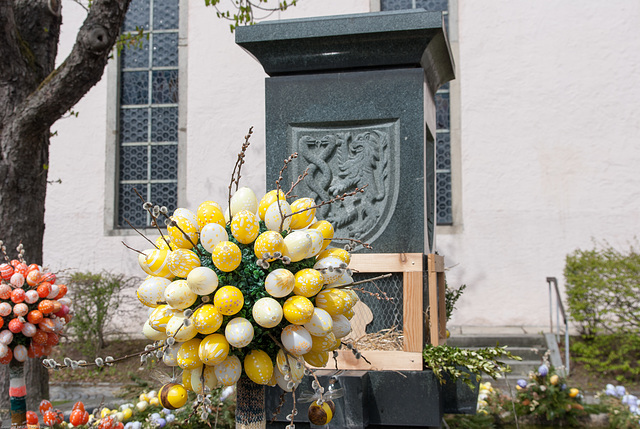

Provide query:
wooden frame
left=427, top=254, right=447, bottom=346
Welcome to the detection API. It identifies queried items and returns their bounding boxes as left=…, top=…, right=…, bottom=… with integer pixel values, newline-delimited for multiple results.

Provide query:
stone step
left=447, top=334, right=546, bottom=349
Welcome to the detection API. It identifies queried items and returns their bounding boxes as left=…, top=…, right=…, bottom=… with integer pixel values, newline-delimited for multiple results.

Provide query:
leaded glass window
left=117, top=0, right=179, bottom=228
left=381, top=0, right=453, bottom=225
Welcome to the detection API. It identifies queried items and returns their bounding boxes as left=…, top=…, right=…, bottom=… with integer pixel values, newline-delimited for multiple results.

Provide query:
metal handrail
left=547, top=277, right=570, bottom=374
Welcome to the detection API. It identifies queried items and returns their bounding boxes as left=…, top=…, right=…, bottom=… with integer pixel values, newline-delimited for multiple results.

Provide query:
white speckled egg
left=331, top=314, right=352, bottom=339
left=264, top=269, right=295, bottom=298
left=137, top=276, right=172, bottom=307
left=177, top=338, right=203, bottom=370
left=253, top=231, right=285, bottom=261
left=214, top=355, right=242, bottom=386
left=186, top=267, right=219, bottom=295
left=174, top=208, right=199, bottom=232
left=282, top=231, right=312, bottom=262
left=313, top=256, right=346, bottom=285
left=165, top=313, right=198, bottom=342
left=143, top=320, right=167, bottom=341
left=304, top=308, right=334, bottom=337
left=164, top=280, right=198, bottom=310
left=281, top=325, right=312, bottom=356
left=230, top=210, right=260, bottom=244
left=163, top=342, right=182, bottom=366
left=252, top=297, right=283, bottom=328
left=230, top=187, right=258, bottom=215
left=289, top=198, right=316, bottom=230
left=264, top=200, right=292, bottom=232
left=225, top=317, right=254, bottom=348
left=199, top=223, right=229, bottom=253
left=168, top=249, right=201, bottom=278
left=199, top=333, right=230, bottom=365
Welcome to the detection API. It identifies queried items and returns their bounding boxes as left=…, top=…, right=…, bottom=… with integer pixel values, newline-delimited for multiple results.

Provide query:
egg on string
left=199, top=333, right=230, bottom=366
left=282, top=231, right=312, bottom=262
left=244, top=349, right=274, bottom=385
left=46, top=284, right=60, bottom=299
left=137, top=277, right=172, bottom=308
left=331, top=314, right=352, bottom=339
left=148, top=305, right=179, bottom=332
left=252, top=297, right=283, bottom=329
left=289, top=197, right=316, bottom=230
left=258, top=190, right=286, bottom=220
left=24, top=290, right=39, bottom=305
left=199, top=223, right=229, bottom=253
left=230, top=210, right=260, bottom=244
left=13, top=303, right=28, bottom=317
left=264, top=269, right=295, bottom=298
left=0, top=303, right=12, bottom=317
left=167, top=249, right=201, bottom=278
left=138, top=249, right=172, bottom=278
left=211, top=241, right=242, bottom=272
left=173, top=208, right=199, bottom=232
left=309, top=220, right=334, bottom=252
left=0, top=264, right=13, bottom=281
left=224, top=317, right=254, bottom=348
left=21, top=322, right=36, bottom=337
left=253, top=231, right=285, bottom=261
left=293, top=269, right=324, bottom=298
left=281, top=325, right=312, bottom=356
left=26, top=270, right=41, bottom=287
left=186, top=267, right=219, bottom=295
left=192, top=304, right=223, bottom=335
left=167, top=216, right=199, bottom=250
left=0, top=330, right=13, bottom=345
left=264, top=200, right=292, bottom=232
left=303, top=308, right=334, bottom=337
left=314, top=289, right=348, bottom=316
left=164, top=280, right=198, bottom=310
left=282, top=296, right=315, bottom=325
left=177, top=338, right=203, bottom=370
left=214, top=355, right=242, bottom=386
left=196, top=201, right=225, bottom=229
left=230, top=187, right=258, bottom=216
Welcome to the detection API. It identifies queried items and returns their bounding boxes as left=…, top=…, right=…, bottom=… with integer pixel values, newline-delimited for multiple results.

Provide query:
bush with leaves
left=445, top=283, right=466, bottom=322
left=571, top=334, right=640, bottom=384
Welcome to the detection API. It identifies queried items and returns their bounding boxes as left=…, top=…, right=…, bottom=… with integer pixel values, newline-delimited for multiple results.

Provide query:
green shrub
left=445, top=283, right=466, bottom=322
left=571, top=334, right=640, bottom=384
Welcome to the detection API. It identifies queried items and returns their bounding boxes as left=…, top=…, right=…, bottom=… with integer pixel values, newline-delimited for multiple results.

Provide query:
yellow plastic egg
left=309, top=220, right=334, bottom=252
left=199, top=333, right=230, bottom=366
left=230, top=210, right=260, bottom=244
left=569, top=388, right=579, bottom=398
left=283, top=231, right=312, bottom=262
left=331, top=314, right=352, bottom=339
left=264, top=268, right=295, bottom=298
left=211, top=241, right=242, bottom=272
left=168, top=216, right=199, bottom=249
left=164, top=279, right=198, bottom=310
left=214, top=285, right=244, bottom=316
left=281, top=324, right=313, bottom=356
left=197, top=201, right=225, bottom=229
left=174, top=208, right=199, bottom=232
left=305, top=229, right=325, bottom=259
left=165, top=313, right=197, bottom=341
left=214, top=355, right=242, bottom=386
left=293, top=269, right=324, bottom=297
left=149, top=305, right=179, bottom=332
left=252, top=297, right=283, bottom=328
left=162, top=342, right=182, bottom=366
left=289, top=197, right=316, bottom=229
left=158, top=382, right=188, bottom=410
left=310, top=333, right=337, bottom=353
left=177, top=338, right=203, bottom=369
left=317, top=247, right=351, bottom=265
left=253, top=231, right=285, bottom=261
left=283, top=296, right=315, bottom=325
left=182, top=368, right=193, bottom=391
left=225, top=317, right=254, bottom=348
left=199, top=223, right=229, bottom=253
left=315, top=289, right=348, bottom=316
left=264, top=200, right=292, bottom=232
left=142, top=320, right=167, bottom=340
left=191, top=365, right=219, bottom=393
left=304, top=350, right=329, bottom=368
left=192, top=304, right=223, bottom=335
left=122, top=408, right=133, bottom=420
left=155, top=236, right=172, bottom=250
left=244, top=349, right=274, bottom=385
left=230, top=187, right=258, bottom=215
left=139, top=249, right=173, bottom=278
left=258, top=190, right=286, bottom=220
left=186, top=266, right=219, bottom=295
left=168, top=248, right=201, bottom=278
left=304, top=308, right=334, bottom=336
left=137, top=276, right=171, bottom=307
left=343, top=307, right=355, bottom=320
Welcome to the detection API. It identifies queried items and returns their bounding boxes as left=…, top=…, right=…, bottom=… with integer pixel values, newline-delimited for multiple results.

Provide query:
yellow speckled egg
left=177, top=338, right=203, bottom=369
left=253, top=231, right=285, bottom=261
left=230, top=187, right=258, bottom=215
left=283, top=296, right=315, bottom=325
left=168, top=248, right=201, bottom=278
left=149, top=305, right=179, bottom=332
left=165, top=313, right=198, bottom=341
left=142, top=320, right=167, bottom=341
left=186, top=266, right=219, bottom=295
left=244, top=349, right=274, bottom=385
left=281, top=324, right=313, bottom=356
left=192, top=304, right=223, bottom=334
left=313, top=256, right=345, bottom=285
left=138, top=250, right=154, bottom=276
left=191, top=365, right=219, bottom=393
left=264, top=268, right=295, bottom=298
left=310, top=332, right=337, bottom=352
left=155, top=236, right=172, bottom=250
left=283, top=231, right=312, bottom=262
left=275, top=349, right=305, bottom=383
left=309, top=220, right=334, bottom=252
left=168, top=216, right=199, bottom=249
left=289, top=198, right=316, bottom=230
left=164, top=280, right=198, bottom=310
left=331, top=314, right=352, bottom=339
left=343, top=307, right=355, bottom=320
left=211, top=241, right=242, bottom=272
left=304, top=350, right=329, bottom=368
left=197, top=201, right=225, bottom=229
left=343, top=289, right=359, bottom=311
left=317, top=247, right=351, bottom=265
left=264, top=200, right=292, bottom=232
left=303, top=308, right=334, bottom=336
left=137, top=276, right=171, bottom=307
left=182, top=367, right=193, bottom=391
left=225, top=317, right=254, bottom=348
left=139, top=249, right=173, bottom=278
left=214, top=355, right=242, bottom=386
left=163, top=342, right=182, bottom=366
left=199, top=333, right=229, bottom=365
left=293, top=269, right=324, bottom=297
left=214, top=285, right=244, bottom=315
left=230, top=210, right=260, bottom=244
left=200, top=223, right=229, bottom=253
left=258, top=190, right=286, bottom=220
left=305, top=229, right=325, bottom=259
left=315, top=289, right=348, bottom=316
left=174, top=208, right=199, bottom=232
left=252, top=297, right=283, bottom=328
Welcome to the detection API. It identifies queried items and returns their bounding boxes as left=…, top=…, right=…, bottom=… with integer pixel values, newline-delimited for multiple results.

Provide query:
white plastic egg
left=252, top=297, right=283, bottom=328
left=331, top=314, right=352, bottom=339
left=162, top=342, right=182, bottom=366
left=230, top=187, right=258, bottom=215
left=264, top=200, right=292, bottom=232
left=264, top=269, right=295, bottom=298
left=199, top=223, right=229, bottom=253
left=164, top=280, right=198, bottom=310
left=313, top=256, right=346, bottom=285
left=186, top=267, right=219, bottom=295
left=225, top=317, right=254, bottom=348
left=283, top=231, right=312, bottom=262
left=137, top=277, right=172, bottom=307
left=305, top=229, right=325, bottom=258
left=303, top=308, right=334, bottom=337
left=280, top=325, right=312, bottom=356
left=214, top=355, right=242, bottom=386
left=165, top=313, right=198, bottom=342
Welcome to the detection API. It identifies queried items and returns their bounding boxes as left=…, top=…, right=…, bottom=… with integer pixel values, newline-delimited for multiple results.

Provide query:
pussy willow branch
left=45, top=343, right=165, bottom=370
left=275, top=153, right=299, bottom=231
left=124, top=218, right=159, bottom=249
left=228, top=127, right=254, bottom=220
left=331, top=236, right=373, bottom=250
left=133, top=187, right=173, bottom=250
left=331, top=273, right=393, bottom=289
left=159, top=212, right=203, bottom=258
left=285, top=167, right=309, bottom=199
left=121, top=241, right=146, bottom=256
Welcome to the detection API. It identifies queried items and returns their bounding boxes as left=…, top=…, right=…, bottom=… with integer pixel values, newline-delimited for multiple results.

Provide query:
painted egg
left=14, top=344, right=28, bottom=362
left=168, top=249, right=201, bottom=278
left=164, top=280, right=198, bottom=310
left=213, top=285, right=244, bottom=316
left=274, top=365, right=300, bottom=392
left=315, top=289, right=348, bottom=316
left=158, top=383, right=188, bottom=410
left=173, top=208, right=199, bottom=232
left=230, top=210, right=260, bottom=244
left=317, top=247, right=351, bottom=265
left=304, top=350, right=329, bottom=368
left=289, top=198, right=316, bottom=230
left=26, top=270, right=41, bottom=287
left=167, top=216, right=198, bottom=250
left=162, top=342, right=182, bottom=366
left=275, top=349, right=304, bottom=383
left=309, top=220, right=334, bottom=252
left=293, top=269, right=324, bottom=297
left=305, top=229, right=325, bottom=259
left=186, top=267, right=218, bottom=295
left=143, top=321, right=167, bottom=341
left=0, top=284, right=10, bottom=300
left=165, top=313, right=197, bottom=342
left=21, top=322, right=36, bottom=337
left=8, top=319, right=23, bottom=333
left=253, top=231, right=285, bottom=261
left=225, top=317, right=254, bottom=348
left=283, top=296, right=314, bottom=325
left=264, top=269, right=295, bottom=298
left=264, top=200, right=292, bottom=232
left=258, top=190, right=286, bottom=220
left=46, top=284, right=60, bottom=299
left=343, top=307, right=355, bottom=320
left=326, top=271, right=354, bottom=288
left=137, top=277, right=172, bottom=308
left=181, top=370, right=193, bottom=392
left=192, top=304, right=223, bottom=335
left=11, top=289, right=25, bottom=303
left=224, top=207, right=230, bottom=223
left=214, top=355, right=242, bottom=386
left=244, top=349, right=274, bottom=385
left=148, top=305, right=179, bottom=332
left=310, top=333, right=337, bottom=353
left=197, top=201, right=225, bottom=229
left=252, top=297, right=283, bottom=328
left=10, top=273, right=24, bottom=288
left=281, top=325, right=312, bottom=356
left=313, top=256, right=345, bottom=285
left=0, top=330, right=13, bottom=345
left=199, top=223, right=229, bottom=253
left=199, top=333, right=229, bottom=366
left=211, top=241, right=242, bottom=272
left=283, top=231, right=312, bottom=262
left=304, top=308, right=334, bottom=337
left=177, top=338, right=203, bottom=369
left=155, top=236, right=172, bottom=250
left=230, top=187, right=258, bottom=215
left=13, top=303, right=28, bottom=317
left=191, top=365, right=219, bottom=393
left=331, top=314, right=352, bottom=339
left=0, top=303, right=11, bottom=317
left=344, top=289, right=359, bottom=311
left=0, top=264, right=13, bottom=281
left=0, top=344, right=7, bottom=359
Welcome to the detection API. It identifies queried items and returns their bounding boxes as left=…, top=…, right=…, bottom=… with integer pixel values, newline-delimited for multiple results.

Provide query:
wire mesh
left=350, top=272, right=403, bottom=335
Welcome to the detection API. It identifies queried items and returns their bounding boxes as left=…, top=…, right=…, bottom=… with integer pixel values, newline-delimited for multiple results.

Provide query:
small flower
left=143, top=202, right=153, bottom=210
left=95, top=357, right=104, bottom=367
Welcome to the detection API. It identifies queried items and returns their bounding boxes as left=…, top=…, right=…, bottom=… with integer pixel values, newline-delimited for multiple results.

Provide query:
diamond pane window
left=381, top=0, right=453, bottom=225
left=117, top=0, right=179, bottom=228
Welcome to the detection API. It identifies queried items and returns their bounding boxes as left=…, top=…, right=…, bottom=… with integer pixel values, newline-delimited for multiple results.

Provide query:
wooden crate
left=426, top=254, right=447, bottom=346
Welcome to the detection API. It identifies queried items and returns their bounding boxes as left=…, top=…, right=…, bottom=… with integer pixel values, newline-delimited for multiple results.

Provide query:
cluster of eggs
left=136, top=187, right=359, bottom=398
left=0, top=260, right=71, bottom=363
